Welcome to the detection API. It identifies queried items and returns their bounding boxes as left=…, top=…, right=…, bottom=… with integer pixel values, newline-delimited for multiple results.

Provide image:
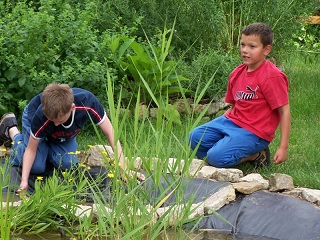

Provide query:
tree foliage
left=0, top=0, right=317, bottom=115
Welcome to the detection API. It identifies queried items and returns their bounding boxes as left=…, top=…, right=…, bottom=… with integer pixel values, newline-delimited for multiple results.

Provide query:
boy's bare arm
left=274, top=104, right=291, bottom=164
left=99, top=117, right=125, bottom=167
left=99, top=117, right=145, bottom=181
left=19, top=137, right=39, bottom=192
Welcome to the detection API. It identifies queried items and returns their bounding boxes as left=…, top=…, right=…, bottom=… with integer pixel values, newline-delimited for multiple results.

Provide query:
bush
left=178, top=49, right=240, bottom=99
left=0, top=0, right=317, bottom=116
left=291, top=23, right=320, bottom=53
left=0, top=1, right=114, bottom=114
left=110, top=0, right=318, bottom=57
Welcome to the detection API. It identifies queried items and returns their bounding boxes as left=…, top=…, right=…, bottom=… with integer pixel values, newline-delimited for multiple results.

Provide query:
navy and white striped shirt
left=27, top=88, right=106, bottom=143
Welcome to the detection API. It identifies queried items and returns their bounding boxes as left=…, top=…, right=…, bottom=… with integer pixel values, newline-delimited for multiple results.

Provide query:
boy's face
left=49, top=103, right=75, bottom=126
left=240, top=34, right=271, bottom=72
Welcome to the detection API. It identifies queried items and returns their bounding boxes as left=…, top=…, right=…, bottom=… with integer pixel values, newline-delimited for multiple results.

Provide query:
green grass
left=269, top=53, right=320, bottom=188
left=3, top=52, right=318, bottom=239
left=78, top=52, right=320, bottom=189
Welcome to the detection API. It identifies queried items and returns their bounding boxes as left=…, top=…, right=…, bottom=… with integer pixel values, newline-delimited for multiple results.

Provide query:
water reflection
left=2, top=191, right=21, bottom=202
left=13, top=230, right=277, bottom=240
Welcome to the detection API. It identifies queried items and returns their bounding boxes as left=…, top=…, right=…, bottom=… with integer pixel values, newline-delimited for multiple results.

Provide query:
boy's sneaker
left=0, top=112, right=17, bottom=146
left=252, top=147, right=271, bottom=168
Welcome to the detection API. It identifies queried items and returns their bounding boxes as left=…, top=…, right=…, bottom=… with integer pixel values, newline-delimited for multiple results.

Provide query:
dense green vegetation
left=0, top=0, right=317, bottom=114
left=78, top=51, right=320, bottom=190
left=0, top=0, right=319, bottom=239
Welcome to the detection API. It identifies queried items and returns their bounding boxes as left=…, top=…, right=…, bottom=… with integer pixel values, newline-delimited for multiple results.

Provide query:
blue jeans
left=9, top=105, right=79, bottom=174
left=189, top=116, right=269, bottom=168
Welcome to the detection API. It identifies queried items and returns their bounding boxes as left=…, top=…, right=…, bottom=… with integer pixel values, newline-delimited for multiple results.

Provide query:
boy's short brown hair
left=42, top=83, right=74, bottom=120
left=242, top=22, right=274, bottom=47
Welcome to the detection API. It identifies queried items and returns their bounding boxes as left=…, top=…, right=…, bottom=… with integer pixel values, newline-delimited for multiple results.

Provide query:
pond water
left=2, top=192, right=21, bottom=202
left=2, top=193, right=276, bottom=240
left=14, top=232, right=70, bottom=240
left=13, top=230, right=276, bottom=240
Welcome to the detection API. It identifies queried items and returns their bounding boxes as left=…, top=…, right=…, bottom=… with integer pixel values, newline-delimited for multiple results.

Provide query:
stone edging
left=3, top=145, right=320, bottom=231
left=80, top=145, right=320, bottom=226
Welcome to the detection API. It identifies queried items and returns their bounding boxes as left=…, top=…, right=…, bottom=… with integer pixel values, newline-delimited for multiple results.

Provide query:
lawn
left=77, top=52, right=320, bottom=190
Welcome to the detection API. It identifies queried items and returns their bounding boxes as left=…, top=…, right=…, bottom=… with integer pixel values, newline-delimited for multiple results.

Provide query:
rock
left=189, top=158, right=207, bottom=176
left=282, top=188, right=304, bottom=198
left=269, top=173, right=294, bottom=192
left=87, top=145, right=114, bottom=167
left=174, top=99, right=190, bottom=114
left=204, top=184, right=236, bottom=214
left=73, top=205, right=93, bottom=219
left=212, top=168, right=243, bottom=182
left=166, top=158, right=185, bottom=174
left=191, top=104, right=206, bottom=115
left=149, top=108, right=158, bottom=118
left=196, top=166, right=217, bottom=179
left=232, top=181, right=265, bottom=194
left=240, top=173, right=269, bottom=189
left=139, top=104, right=148, bottom=119
left=133, top=157, right=144, bottom=170
left=1, top=200, right=21, bottom=210
left=300, top=188, right=320, bottom=206
left=199, top=229, right=233, bottom=240
left=156, top=203, right=205, bottom=226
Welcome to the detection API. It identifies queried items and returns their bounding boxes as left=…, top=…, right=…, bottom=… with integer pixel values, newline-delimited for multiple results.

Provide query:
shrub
left=0, top=1, right=113, bottom=114
left=111, top=0, right=318, bottom=56
left=0, top=0, right=317, bottom=116
left=291, top=23, right=320, bottom=53
left=178, top=49, right=240, bottom=99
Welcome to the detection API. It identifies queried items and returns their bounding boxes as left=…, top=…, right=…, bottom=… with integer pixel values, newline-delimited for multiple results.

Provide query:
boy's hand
left=18, top=181, right=28, bottom=193
left=273, top=147, right=287, bottom=164
left=17, top=181, right=29, bottom=200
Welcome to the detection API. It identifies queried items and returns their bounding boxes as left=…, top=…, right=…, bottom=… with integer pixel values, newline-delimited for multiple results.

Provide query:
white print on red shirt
left=235, top=86, right=259, bottom=100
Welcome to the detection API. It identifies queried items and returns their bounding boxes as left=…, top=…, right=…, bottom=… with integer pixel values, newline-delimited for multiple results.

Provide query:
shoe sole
left=252, top=147, right=271, bottom=168
left=264, top=147, right=271, bottom=166
left=0, top=113, right=16, bottom=123
left=0, top=112, right=16, bottom=146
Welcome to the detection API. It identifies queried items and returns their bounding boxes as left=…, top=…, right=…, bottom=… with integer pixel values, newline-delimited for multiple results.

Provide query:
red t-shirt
left=225, top=60, right=289, bottom=142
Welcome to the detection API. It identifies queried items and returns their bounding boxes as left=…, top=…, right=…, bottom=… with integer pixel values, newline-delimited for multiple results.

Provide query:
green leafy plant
left=178, top=49, right=240, bottom=100
left=109, top=22, right=189, bottom=104
left=69, top=71, right=208, bottom=239
left=10, top=169, right=89, bottom=235
left=0, top=160, right=16, bottom=239
left=291, top=23, right=320, bottom=52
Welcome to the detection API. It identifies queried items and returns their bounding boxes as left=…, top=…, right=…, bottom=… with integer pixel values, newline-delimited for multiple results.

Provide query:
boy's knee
left=207, top=151, right=239, bottom=168
left=189, top=129, right=202, bottom=149
left=207, top=155, right=226, bottom=168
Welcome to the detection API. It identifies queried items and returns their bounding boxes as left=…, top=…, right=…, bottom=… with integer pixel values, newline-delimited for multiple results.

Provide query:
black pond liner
left=3, top=163, right=320, bottom=240
left=141, top=175, right=230, bottom=206
left=142, top=176, right=320, bottom=239
left=194, top=190, right=320, bottom=240
left=1, top=161, right=112, bottom=197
